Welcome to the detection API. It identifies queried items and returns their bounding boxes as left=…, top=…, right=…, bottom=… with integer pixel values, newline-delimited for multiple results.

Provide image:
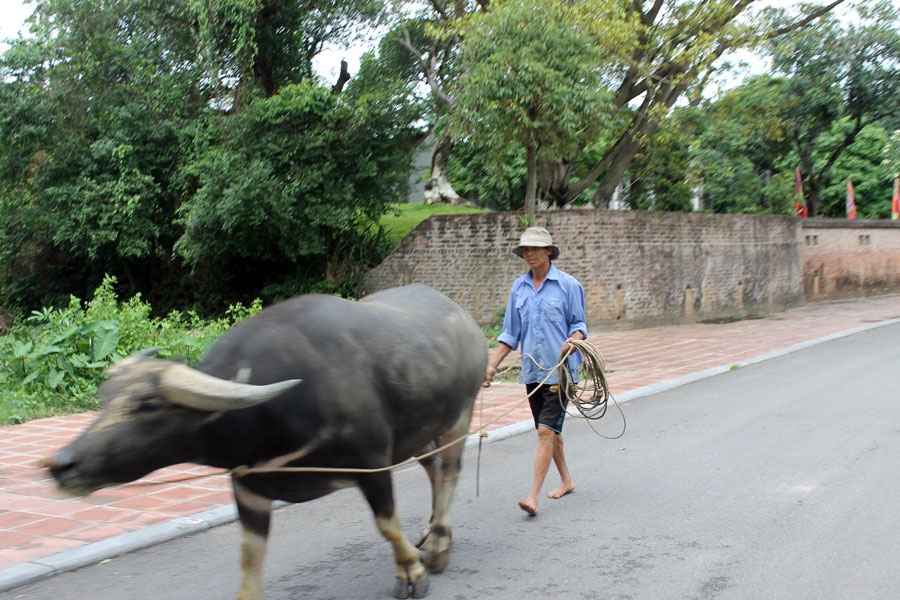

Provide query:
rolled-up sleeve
left=496, top=285, right=521, bottom=350
left=566, top=280, right=587, bottom=339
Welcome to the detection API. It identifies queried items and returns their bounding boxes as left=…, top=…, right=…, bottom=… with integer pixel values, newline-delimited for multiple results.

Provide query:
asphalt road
left=10, top=322, right=900, bottom=600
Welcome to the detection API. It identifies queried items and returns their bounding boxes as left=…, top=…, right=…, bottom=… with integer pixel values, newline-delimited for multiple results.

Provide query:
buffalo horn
left=159, top=363, right=301, bottom=411
left=104, top=346, right=164, bottom=377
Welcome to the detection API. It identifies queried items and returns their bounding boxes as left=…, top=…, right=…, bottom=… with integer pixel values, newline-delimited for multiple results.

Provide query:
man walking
left=484, top=226, right=587, bottom=516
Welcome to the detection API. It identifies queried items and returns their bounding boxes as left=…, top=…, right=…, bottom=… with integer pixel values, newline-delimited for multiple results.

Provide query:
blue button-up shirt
left=497, top=264, right=587, bottom=385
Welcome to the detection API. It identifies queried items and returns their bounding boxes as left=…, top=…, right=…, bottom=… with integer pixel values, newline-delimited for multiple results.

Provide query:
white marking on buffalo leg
left=236, top=528, right=267, bottom=600
left=375, top=513, right=427, bottom=584
left=418, top=409, right=470, bottom=571
left=233, top=479, right=271, bottom=600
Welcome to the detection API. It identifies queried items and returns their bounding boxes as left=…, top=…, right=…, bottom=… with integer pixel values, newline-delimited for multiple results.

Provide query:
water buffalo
left=45, top=284, right=487, bottom=599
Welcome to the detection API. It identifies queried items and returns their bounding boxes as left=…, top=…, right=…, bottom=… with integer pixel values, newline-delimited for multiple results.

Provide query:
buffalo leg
left=416, top=409, right=470, bottom=573
left=233, top=478, right=273, bottom=600
left=358, top=473, right=429, bottom=599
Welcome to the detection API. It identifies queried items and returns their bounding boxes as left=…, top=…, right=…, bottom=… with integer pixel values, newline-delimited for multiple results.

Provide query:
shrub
left=0, top=275, right=260, bottom=424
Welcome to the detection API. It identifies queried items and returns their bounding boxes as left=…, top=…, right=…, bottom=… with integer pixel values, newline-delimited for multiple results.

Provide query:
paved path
left=1, top=294, right=898, bottom=592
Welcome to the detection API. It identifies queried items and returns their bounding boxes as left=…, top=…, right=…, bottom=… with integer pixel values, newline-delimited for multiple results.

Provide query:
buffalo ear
left=105, top=347, right=164, bottom=377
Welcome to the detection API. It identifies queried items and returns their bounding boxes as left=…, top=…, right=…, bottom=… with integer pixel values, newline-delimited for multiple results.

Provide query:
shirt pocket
left=543, top=297, right=564, bottom=324
left=515, top=295, right=529, bottom=325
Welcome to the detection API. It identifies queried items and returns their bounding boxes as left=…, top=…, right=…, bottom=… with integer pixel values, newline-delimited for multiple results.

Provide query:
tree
left=883, top=129, right=900, bottom=179
left=0, top=1, right=203, bottom=309
left=768, top=0, right=900, bottom=216
left=549, top=0, right=849, bottom=207
left=0, top=0, right=413, bottom=314
left=391, top=6, right=473, bottom=205
left=397, top=0, right=847, bottom=210
left=623, top=124, right=694, bottom=212
left=818, top=124, right=891, bottom=218
left=683, top=75, right=795, bottom=214
left=449, top=0, right=626, bottom=217
left=191, top=0, right=385, bottom=109
left=175, top=80, right=421, bottom=301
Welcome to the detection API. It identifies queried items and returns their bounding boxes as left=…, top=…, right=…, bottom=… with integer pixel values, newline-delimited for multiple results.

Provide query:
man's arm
left=483, top=342, right=514, bottom=387
left=563, top=278, right=588, bottom=355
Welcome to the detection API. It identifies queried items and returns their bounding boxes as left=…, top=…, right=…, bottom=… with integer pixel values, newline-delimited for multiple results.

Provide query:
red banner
left=794, top=167, right=808, bottom=217
left=846, top=178, right=856, bottom=219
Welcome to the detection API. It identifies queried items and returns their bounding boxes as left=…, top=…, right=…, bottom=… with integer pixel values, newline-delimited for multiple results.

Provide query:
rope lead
left=103, top=341, right=623, bottom=490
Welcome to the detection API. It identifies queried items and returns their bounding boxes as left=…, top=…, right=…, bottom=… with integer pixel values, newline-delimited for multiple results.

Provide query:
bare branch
left=331, top=60, right=350, bottom=94
left=393, top=24, right=454, bottom=107
left=766, top=0, right=848, bottom=40
left=643, top=0, right=665, bottom=25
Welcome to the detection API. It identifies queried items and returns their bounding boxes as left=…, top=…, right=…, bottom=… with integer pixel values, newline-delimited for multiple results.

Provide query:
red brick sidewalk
left=1, top=294, right=898, bottom=579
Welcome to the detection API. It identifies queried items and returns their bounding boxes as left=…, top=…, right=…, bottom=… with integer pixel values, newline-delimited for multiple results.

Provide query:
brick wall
left=363, top=210, right=804, bottom=329
left=801, top=219, right=900, bottom=299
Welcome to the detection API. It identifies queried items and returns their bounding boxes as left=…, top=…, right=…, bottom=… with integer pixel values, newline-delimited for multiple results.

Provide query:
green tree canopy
left=766, top=0, right=900, bottom=216
left=449, top=0, right=628, bottom=216
left=0, top=0, right=416, bottom=315
left=395, top=0, right=848, bottom=210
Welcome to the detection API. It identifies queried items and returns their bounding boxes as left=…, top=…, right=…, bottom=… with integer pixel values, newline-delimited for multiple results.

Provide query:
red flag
left=794, top=167, right=808, bottom=217
left=893, top=176, right=899, bottom=221
left=846, top=178, right=856, bottom=219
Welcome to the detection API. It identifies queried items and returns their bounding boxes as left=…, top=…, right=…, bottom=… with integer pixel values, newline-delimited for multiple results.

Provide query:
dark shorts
left=526, top=382, right=569, bottom=434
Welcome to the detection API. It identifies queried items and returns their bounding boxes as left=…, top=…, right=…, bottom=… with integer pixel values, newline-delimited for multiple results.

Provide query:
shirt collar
left=518, top=263, right=561, bottom=289
left=528, top=263, right=560, bottom=280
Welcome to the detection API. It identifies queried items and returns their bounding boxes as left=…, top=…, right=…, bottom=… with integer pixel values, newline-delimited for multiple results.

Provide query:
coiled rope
left=554, top=339, right=626, bottom=440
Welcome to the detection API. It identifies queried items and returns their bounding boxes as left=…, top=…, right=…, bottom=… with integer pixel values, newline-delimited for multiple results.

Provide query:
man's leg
left=547, top=433, right=575, bottom=499
left=518, top=426, right=557, bottom=515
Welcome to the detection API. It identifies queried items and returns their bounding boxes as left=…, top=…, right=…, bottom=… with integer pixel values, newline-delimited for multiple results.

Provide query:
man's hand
left=561, top=331, right=585, bottom=356
left=483, top=365, right=497, bottom=388
left=484, top=342, right=512, bottom=388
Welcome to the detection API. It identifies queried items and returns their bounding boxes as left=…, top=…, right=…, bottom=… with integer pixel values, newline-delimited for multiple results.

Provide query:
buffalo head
left=46, top=349, right=301, bottom=495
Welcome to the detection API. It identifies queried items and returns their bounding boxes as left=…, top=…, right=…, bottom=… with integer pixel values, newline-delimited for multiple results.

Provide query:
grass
left=379, top=203, right=487, bottom=246
left=493, top=365, right=521, bottom=382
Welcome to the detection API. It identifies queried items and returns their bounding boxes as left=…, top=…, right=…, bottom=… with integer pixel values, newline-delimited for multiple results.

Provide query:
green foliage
left=0, top=0, right=411, bottom=316
left=449, top=0, right=624, bottom=207
left=764, top=1, right=900, bottom=216
left=684, top=77, right=795, bottom=214
left=175, top=80, right=420, bottom=301
left=446, top=142, right=527, bottom=211
left=625, top=125, right=694, bottom=212
left=481, top=308, right=506, bottom=349
left=684, top=2, right=900, bottom=218
left=0, top=276, right=260, bottom=425
left=0, top=0, right=197, bottom=310
left=819, top=124, right=893, bottom=218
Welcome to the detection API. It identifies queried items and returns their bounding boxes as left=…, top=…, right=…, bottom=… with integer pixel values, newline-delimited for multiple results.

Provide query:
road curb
left=0, top=504, right=238, bottom=592
left=3, top=316, right=898, bottom=593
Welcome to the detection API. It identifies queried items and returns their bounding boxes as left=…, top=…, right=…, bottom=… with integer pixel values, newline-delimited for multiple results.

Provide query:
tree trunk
left=591, top=132, right=648, bottom=207
left=805, top=176, right=821, bottom=217
left=524, top=143, right=537, bottom=220
left=331, top=60, right=350, bottom=94
left=540, top=157, right=572, bottom=208
left=424, top=134, right=465, bottom=205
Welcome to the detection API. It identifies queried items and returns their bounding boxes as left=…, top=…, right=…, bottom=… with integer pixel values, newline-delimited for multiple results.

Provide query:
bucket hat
left=513, top=226, right=559, bottom=260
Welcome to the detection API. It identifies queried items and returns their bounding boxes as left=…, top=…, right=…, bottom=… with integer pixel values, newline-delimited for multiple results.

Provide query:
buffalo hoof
left=393, top=572, right=430, bottom=599
left=424, top=548, right=451, bottom=573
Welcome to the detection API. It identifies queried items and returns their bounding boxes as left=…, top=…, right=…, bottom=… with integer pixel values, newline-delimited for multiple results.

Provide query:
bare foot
left=547, top=482, right=575, bottom=499
left=518, top=500, right=538, bottom=516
